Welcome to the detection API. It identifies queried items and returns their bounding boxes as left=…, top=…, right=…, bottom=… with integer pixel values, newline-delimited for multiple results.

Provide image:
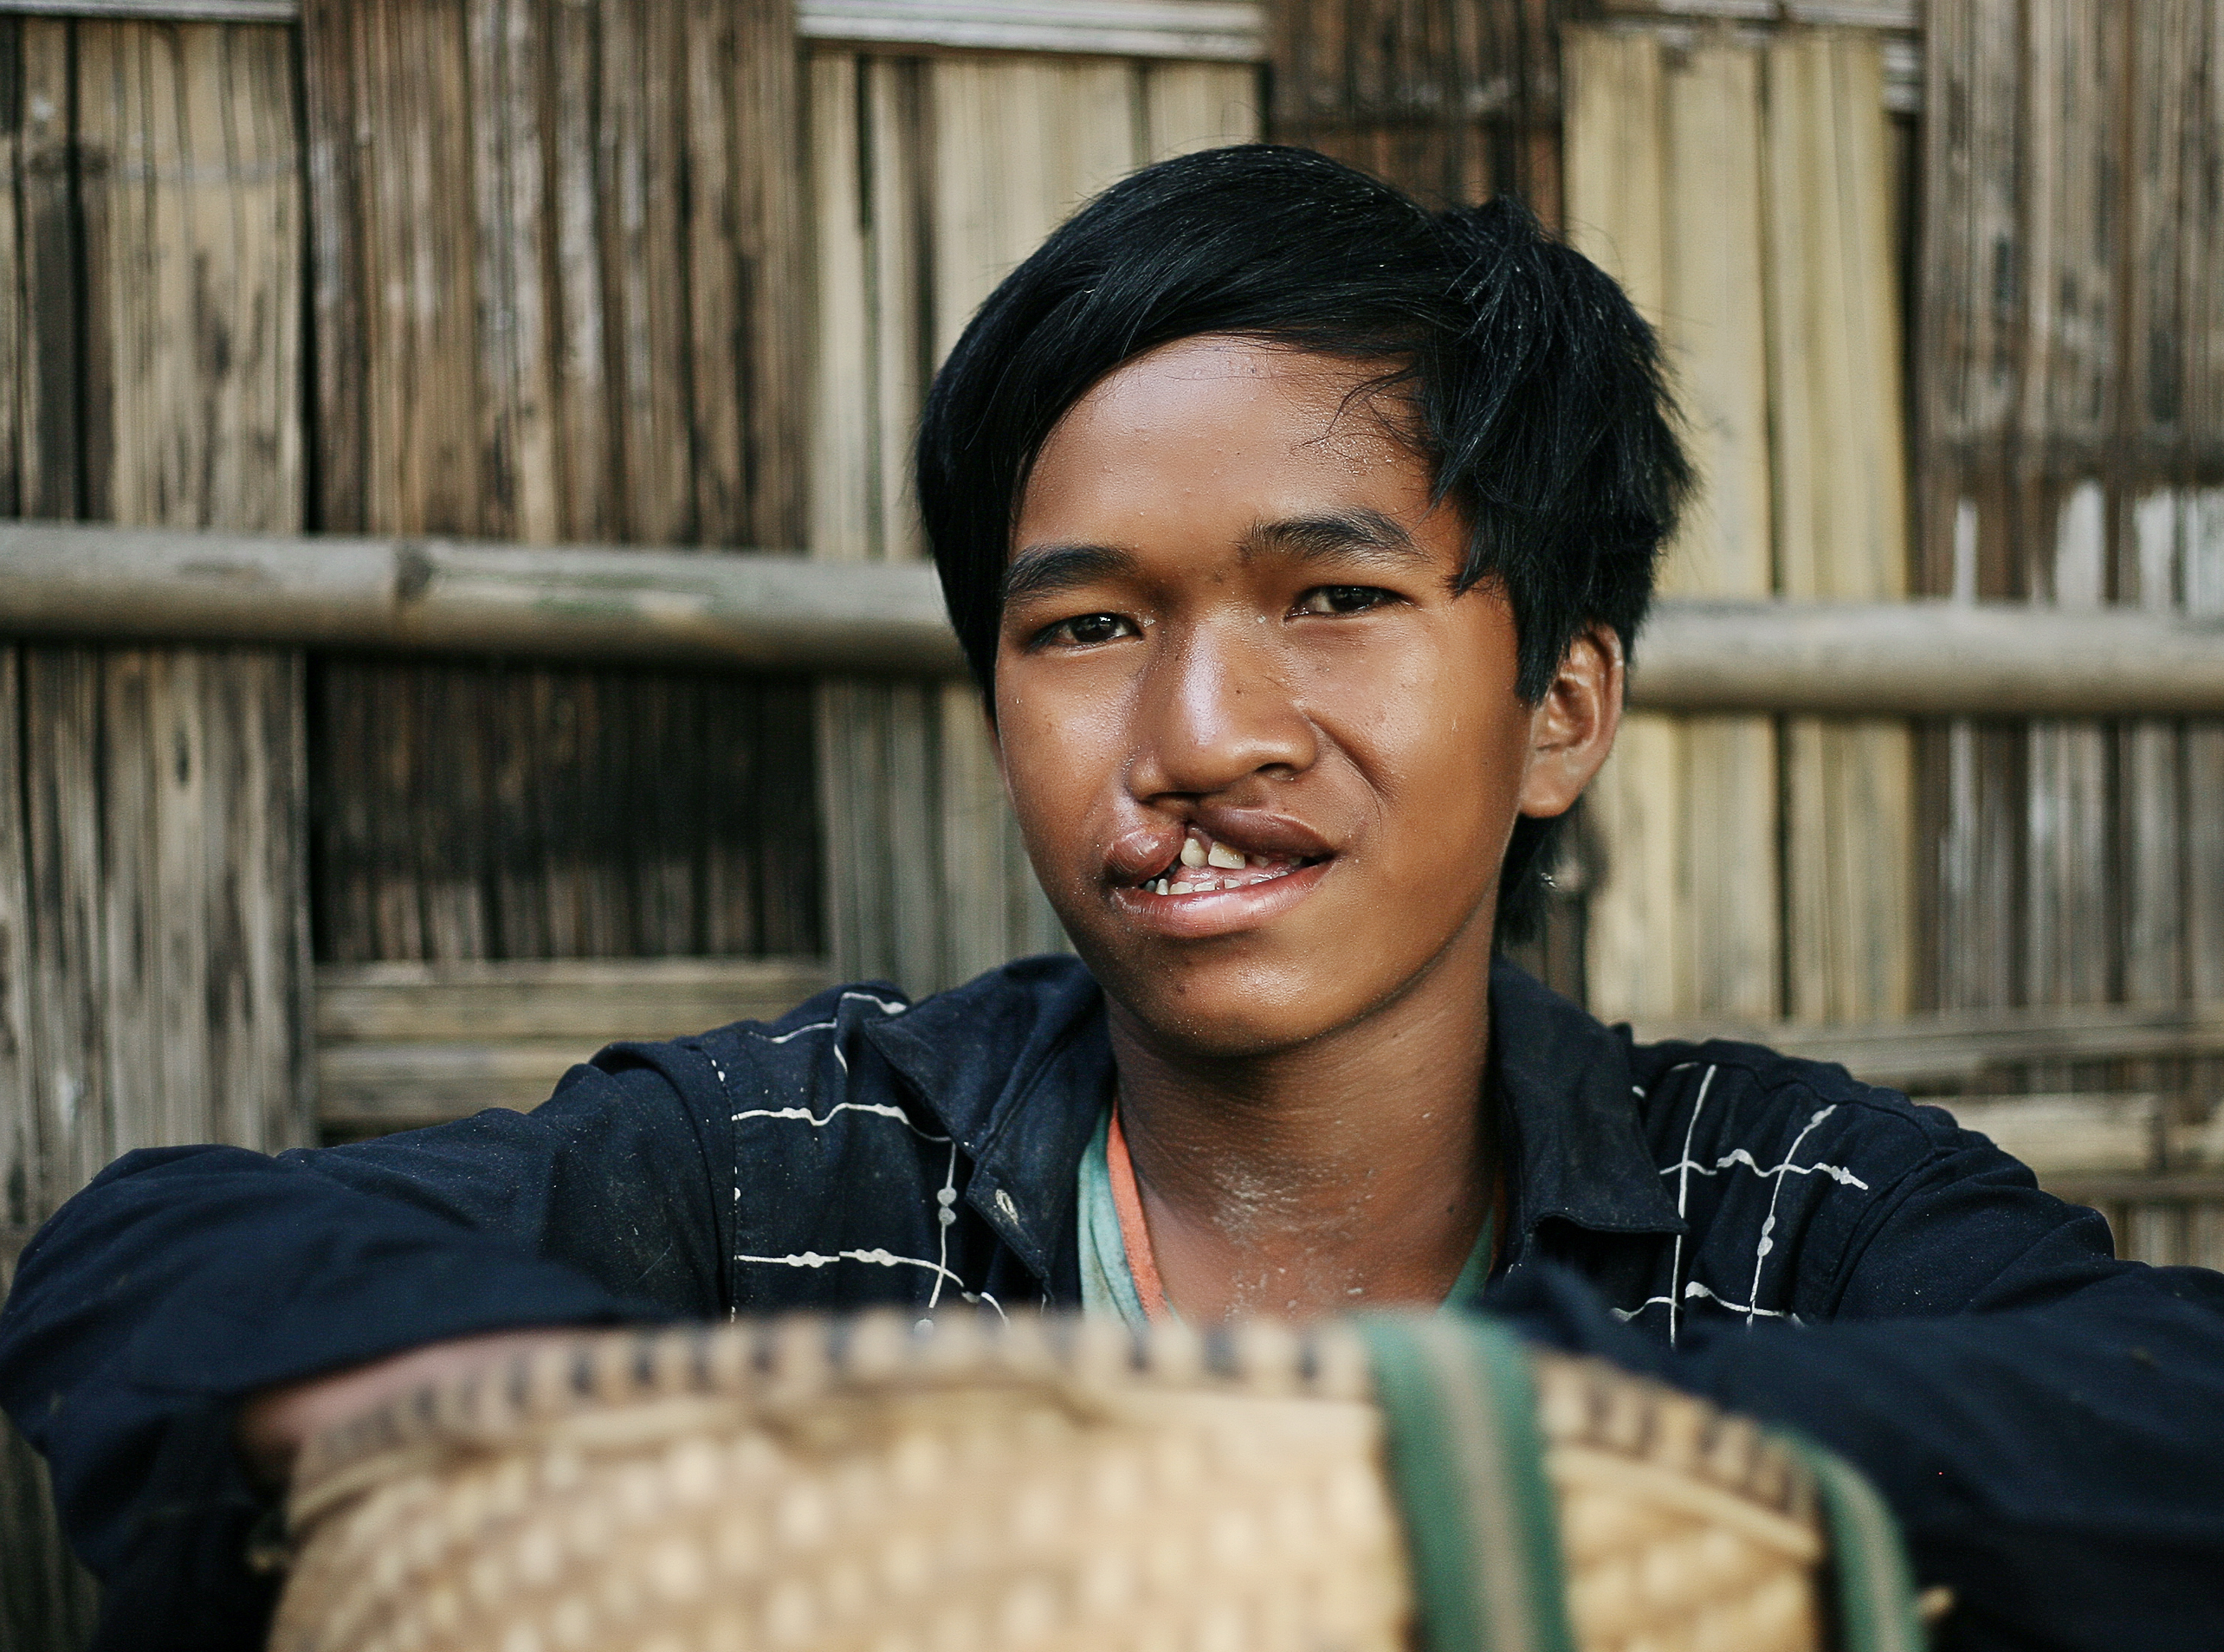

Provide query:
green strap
left=1356, top=1316, right=1578, bottom=1652
left=1361, top=1315, right=1925, bottom=1652
left=1779, top=1432, right=1928, bottom=1652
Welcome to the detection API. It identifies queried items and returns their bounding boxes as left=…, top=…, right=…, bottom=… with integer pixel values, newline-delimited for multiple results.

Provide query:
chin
left=1087, top=947, right=1385, bottom=1060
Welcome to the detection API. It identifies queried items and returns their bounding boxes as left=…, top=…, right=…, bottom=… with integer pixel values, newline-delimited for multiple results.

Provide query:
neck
left=1106, top=935, right=1497, bottom=1323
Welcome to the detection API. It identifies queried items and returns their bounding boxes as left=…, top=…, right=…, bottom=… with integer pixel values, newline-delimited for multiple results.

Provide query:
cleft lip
left=1188, top=808, right=1335, bottom=868
left=1103, top=810, right=1338, bottom=891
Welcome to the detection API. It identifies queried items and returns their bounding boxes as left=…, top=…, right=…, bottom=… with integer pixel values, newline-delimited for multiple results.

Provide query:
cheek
left=994, top=666, right=1132, bottom=852
left=1303, top=642, right=1526, bottom=828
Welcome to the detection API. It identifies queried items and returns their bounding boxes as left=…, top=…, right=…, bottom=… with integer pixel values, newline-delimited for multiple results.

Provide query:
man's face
left=994, top=336, right=1577, bottom=1058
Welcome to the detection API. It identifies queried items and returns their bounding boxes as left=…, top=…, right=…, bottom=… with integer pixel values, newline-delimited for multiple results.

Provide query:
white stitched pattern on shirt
left=734, top=1248, right=1006, bottom=1320
left=753, top=992, right=910, bottom=1042
left=1666, top=1065, right=1718, bottom=1348
left=751, top=994, right=909, bottom=1074
left=1658, top=1145, right=1870, bottom=1190
left=1684, top=1276, right=1793, bottom=1320
left=1740, top=1106, right=1838, bottom=1324
left=925, top=1141, right=960, bottom=1313
left=729, top=1101, right=951, bottom=1142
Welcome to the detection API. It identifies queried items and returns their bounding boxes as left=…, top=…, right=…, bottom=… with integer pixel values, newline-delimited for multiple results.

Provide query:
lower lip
left=1110, top=859, right=1332, bottom=938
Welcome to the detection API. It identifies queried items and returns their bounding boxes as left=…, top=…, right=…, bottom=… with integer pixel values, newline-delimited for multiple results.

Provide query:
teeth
left=1179, top=836, right=1207, bottom=868
left=1206, top=842, right=1245, bottom=870
left=1170, top=880, right=1198, bottom=895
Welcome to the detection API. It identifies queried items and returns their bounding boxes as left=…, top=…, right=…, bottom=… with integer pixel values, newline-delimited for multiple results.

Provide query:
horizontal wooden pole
left=0, top=522, right=968, bottom=676
left=1629, top=599, right=2224, bottom=716
left=1630, top=999, right=2224, bottom=1091
left=7, top=521, right=2224, bottom=713
left=798, top=0, right=1264, bottom=61
left=314, top=956, right=834, bottom=1043
left=0, top=1, right=295, bottom=17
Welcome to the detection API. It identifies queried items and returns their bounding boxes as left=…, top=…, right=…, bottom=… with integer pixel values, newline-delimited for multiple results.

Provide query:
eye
left=1032, top=611, right=1139, bottom=649
left=1292, top=584, right=1398, bottom=616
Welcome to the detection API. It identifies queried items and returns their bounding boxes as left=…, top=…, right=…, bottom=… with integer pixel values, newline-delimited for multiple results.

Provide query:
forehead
left=1015, top=336, right=1433, bottom=549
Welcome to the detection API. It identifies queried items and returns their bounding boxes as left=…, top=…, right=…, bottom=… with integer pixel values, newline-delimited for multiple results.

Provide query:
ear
left=1516, top=623, right=1625, bottom=818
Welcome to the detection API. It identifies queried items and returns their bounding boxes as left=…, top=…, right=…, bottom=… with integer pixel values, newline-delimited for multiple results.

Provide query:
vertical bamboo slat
left=3, top=20, right=308, bottom=1644
left=0, top=638, right=98, bottom=1652
left=1765, top=30, right=1913, bottom=1023
left=2016, top=8, right=2118, bottom=1022
left=2118, top=10, right=2177, bottom=1010
left=1568, top=28, right=1781, bottom=1023
left=2187, top=7, right=2224, bottom=1010
left=16, top=23, right=75, bottom=524
left=0, top=29, right=18, bottom=521
left=1919, top=0, right=2023, bottom=1014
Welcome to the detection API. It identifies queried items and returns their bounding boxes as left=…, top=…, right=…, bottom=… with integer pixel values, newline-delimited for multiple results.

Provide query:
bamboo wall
left=301, top=0, right=821, bottom=969
left=1563, top=23, right=1914, bottom=1026
left=1916, top=0, right=2224, bottom=1266
left=1919, top=0, right=2224, bottom=1022
left=0, top=21, right=308, bottom=1641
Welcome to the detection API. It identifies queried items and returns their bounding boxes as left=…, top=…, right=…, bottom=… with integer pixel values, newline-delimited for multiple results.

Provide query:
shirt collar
left=866, top=954, right=1684, bottom=1281
left=863, top=958, right=1111, bottom=1280
left=1488, top=957, right=1686, bottom=1242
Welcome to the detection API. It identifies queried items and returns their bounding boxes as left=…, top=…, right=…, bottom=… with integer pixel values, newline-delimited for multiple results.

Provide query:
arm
left=0, top=1042, right=732, bottom=1650
left=1491, top=1143, right=2224, bottom=1652
left=234, top=1327, right=583, bottom=1486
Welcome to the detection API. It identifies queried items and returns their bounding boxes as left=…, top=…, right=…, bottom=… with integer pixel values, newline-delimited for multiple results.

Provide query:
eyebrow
left=1000, top=543, right=1135, bottom=608
left=1000, top=508, right=1434, bottom=610
left=1238, top=508, right=1432, bottom=571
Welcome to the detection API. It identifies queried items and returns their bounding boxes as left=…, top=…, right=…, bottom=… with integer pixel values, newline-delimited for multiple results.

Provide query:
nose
left=1128, top=616, right=1317, bottom=800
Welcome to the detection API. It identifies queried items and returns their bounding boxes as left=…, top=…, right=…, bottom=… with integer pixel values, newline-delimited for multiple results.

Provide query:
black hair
left=915, top=144, right=1690, bottom=942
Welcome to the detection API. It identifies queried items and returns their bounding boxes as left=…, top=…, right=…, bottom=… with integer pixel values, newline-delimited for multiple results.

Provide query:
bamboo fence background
left=1564, top=23, right=1915, bottom=1026
left=0, top=2, right=2220, bottom=1646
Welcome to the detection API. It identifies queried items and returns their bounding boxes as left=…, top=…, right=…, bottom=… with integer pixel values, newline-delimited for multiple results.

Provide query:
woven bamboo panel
left=271, top=1316, right=1826, bottom=1652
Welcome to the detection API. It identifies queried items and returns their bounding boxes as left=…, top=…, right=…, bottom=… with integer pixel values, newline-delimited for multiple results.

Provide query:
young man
left=3, top=147, right=2221, bottom=1651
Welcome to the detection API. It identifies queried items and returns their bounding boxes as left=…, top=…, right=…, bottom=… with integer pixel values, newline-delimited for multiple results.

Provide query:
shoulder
left=654, top=954, right=1101, bottom=1108
left=1627, top=1036, right=1967, bottom=1188
left=1620, top=1035, right=2004, bottom=1322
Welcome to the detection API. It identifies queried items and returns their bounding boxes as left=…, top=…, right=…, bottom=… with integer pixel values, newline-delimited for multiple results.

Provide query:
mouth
left=1131, top=825, right=1327, bottom=899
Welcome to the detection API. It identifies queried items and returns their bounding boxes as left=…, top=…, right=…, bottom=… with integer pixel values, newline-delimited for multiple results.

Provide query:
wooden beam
left=314, top=956, right=834, bottom=1130
left=0, top=522, right=967, bottom=674
left=0, top=2, right=294, bottom=17
left=1634, top=600, right=2224, bottom=716
left=7, top=522, right=2224, bottom=713
left=1629, top=1000, right=2224, bottom=1091
left=797, top=1, right=1264, bottom=62
left=315, top=955, right=834, bottom=1042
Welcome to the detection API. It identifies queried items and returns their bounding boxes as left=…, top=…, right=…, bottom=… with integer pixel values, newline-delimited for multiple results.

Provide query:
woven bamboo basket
left=268, top=1313, right=1898, bottom=1652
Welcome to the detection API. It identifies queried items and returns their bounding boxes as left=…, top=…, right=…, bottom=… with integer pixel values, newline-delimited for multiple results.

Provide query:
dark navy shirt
left=3, top=957, right=2221, bottom=1650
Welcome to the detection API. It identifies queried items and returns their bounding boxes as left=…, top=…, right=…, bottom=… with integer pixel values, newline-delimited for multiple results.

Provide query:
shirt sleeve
left=0, top=1039, right=732, bottom=1652
left=1490, top=1141, right=2224, bottom=1652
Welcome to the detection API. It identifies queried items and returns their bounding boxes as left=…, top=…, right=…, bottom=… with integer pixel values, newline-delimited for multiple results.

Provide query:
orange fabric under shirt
left=1103, top=1106, right=1173, bottom=1323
